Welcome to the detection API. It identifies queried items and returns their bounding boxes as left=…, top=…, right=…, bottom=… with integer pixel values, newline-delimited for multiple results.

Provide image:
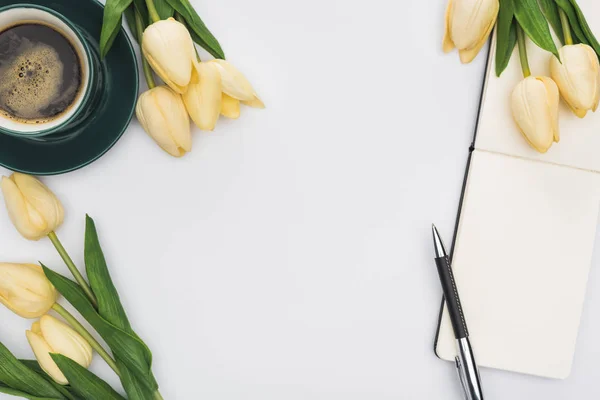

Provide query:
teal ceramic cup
left=0, top=4, right=96, bottom=139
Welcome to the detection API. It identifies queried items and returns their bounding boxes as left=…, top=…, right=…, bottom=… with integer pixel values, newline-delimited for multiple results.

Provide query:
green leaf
left=84, top=215, right=157, bottom=400
left=0, top=383, right=59, bottom=400
left=42, top=266, right=157, bottom=391
left=164, top=0, right=225, bottom=59
left=20, top=361, right=79, bottom=400
left=100, top=0, right=133, bottom=58
left=495, top=0, right=517, bottom=76
left=553, top=0, right=588, bottom=44
left=133, top=0, right=150, bottom=26
left=513, top=0, right=559, bottom=58
left=85, top=215, right=132, bottom=332
left=154, top=0, right=174, bottom=19
left=538, top=0, right=565, bottom=44
left=124, top=6, right=139, bottom=43
left=126, top=0, right=150, bottom=43
left=566, top=0, right=600, bottom=57
left=0, top=343, right=65, bottom=399
left=51, top=355, right=125, bottom=400
left=116, top=362, right=156, bottom=400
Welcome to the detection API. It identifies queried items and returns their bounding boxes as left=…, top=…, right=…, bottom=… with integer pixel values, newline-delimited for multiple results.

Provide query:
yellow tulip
left=142, top=18, right=197, bottom=94
left=221, top=93, right=240, bottom=119
left=183, top=62, right=222, bottom=131
left=511, top=76, right=560, bottom=153
left=0, top=263, right=56, bottom=318
left=26, top=315, right=93, bottom=385
left=1, top=173, right=64, bottom=240
left=550, top=44, right=600, bottom=118
left=443, top=0, right=500, bottom=63
left=136, top=86, right=192, bottom=157
left=210, top=59, right=264, bottom=107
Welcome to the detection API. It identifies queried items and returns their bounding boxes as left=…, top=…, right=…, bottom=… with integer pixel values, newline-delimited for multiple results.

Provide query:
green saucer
left=0, top=0, right=138, bottom=175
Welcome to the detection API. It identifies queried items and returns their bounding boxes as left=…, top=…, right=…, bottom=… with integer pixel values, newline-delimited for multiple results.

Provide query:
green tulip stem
left=154, top=390, right=165, bottom=400
left=145, top=0, right=161, bottom=23
left=52, top=303, right=121, bottom=376
left=516, top=24, right=531, bottom=78
left=174, top=12, right=185, bottom=24
left=135, top=9, right=156, bottom=89
left=47, top=232, right=98, bottom=308
left=559, top=8, right=573, bottom=46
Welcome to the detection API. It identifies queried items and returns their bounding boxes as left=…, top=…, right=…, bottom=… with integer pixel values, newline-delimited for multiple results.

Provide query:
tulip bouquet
left=444, top=0, right=600, bottom=153
left=0, top=173, right=163, bottom=399
left=100, top=0, right=264, bottom=157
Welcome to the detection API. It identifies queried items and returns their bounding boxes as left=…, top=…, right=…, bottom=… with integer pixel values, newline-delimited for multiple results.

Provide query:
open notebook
left=434, top=1, right=600, bottom=379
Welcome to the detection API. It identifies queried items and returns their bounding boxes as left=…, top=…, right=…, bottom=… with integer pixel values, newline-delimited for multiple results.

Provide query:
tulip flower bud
left=26, top=315, right=93, bottom=385
left=210, top=60, right=264, bottom=107
left=142, top=18, right=197, bottom=94
left=550, top=44, right=600, bottom=118
left=183, top=62, right=222, bottom=131
left=511, top=76, right=560, bottom=153
left=1, top=173, right=64, bottom=241
left=443, top=0, right=499, bottom=64
left=0, top=263, right=56, bottom=318
left=221, top=93, right=241, bottom=119
left=136, top=86, right=192, bottom=157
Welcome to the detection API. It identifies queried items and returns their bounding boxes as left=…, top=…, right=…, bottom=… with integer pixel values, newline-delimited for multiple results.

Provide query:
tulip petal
left=142, top=19, right=195, bottom=94
left=211, top=60, right=255, bottom=101
left=538, top=76, right=560, bottom=143
left=585, top=44, right=600, bottom=113
left=452, top=0, right=499, bottom=48
left=31, top=320, right=42, bottom=334
left=183, top=64, right=222, bottom=131
left=136, top=87, right=191, bottom=157
left=40, top=315, right=93, bottom=369
left=12, top=173, right=63, bottom=236
left=26, top=330, right=68, bottom=385
left=550, top=44, right=600, bottom=118
left=242, top=94, right=266, bottom=109
left=0, top=263, right=57, bottom=318
left=458, top=14, right=496, bottom=64
left=511, top=76, right=556, bottom=153
left=144, top=51, right=188, bottom=94
left=1, top=176, right=48, bottom=240
left=221, top=93, right=241, bottom=119
left=447, top=0, right=499, bottom=62
left=443, top=0, right=456, bottom=53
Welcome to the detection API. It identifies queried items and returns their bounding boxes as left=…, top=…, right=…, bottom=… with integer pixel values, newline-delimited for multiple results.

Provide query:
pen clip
left=455, top=356, right=470, bottom=400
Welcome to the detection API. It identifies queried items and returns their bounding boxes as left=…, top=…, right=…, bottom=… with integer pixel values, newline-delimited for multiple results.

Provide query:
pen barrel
left=435, top=255, right=469, bottom=339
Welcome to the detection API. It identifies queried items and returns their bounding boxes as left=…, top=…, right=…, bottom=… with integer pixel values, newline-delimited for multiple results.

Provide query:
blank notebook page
left=436, top=150, right=600, bottom=379
left=435, top=0, right=600, bottom=379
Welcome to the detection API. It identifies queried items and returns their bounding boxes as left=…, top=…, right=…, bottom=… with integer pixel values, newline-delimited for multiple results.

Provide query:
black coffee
left=0, top=22, right=82, bottom=124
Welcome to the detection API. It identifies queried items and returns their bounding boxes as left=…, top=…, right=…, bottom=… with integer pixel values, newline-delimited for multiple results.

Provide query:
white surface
left=436, top=150, right=600, bottom=379
left=0, top=1, right=600, bottom=400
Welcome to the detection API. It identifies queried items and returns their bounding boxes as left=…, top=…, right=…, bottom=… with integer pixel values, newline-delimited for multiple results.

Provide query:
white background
left=1, top=0, right=600, bottom=399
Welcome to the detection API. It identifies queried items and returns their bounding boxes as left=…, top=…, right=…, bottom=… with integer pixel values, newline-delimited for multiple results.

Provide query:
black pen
left=432, top=224, right=484, bottom=400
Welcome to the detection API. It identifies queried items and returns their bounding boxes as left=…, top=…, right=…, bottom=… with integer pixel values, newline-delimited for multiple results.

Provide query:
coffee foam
left=0, top=34, right=78, bottom=124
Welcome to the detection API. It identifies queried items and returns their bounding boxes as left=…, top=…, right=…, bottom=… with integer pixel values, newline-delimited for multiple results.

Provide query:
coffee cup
left=0, top=4, right=95, bottom=139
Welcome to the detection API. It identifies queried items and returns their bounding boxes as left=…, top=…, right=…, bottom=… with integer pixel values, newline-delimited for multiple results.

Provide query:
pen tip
left=432, top=224, right=446, bottom=257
